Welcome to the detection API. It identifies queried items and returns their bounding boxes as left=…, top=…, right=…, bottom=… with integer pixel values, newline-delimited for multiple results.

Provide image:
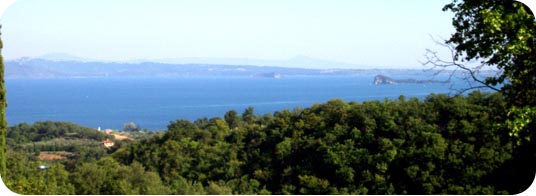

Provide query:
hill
left=110, top=91, right=531, bottom=194
left=6, top=121, right=118, bottom=159
left=5, top=57, right=430, bottom=79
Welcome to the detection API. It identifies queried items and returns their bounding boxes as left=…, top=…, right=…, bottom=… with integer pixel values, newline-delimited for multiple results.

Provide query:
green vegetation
left=0, top=25, right=7, bottom=178
left=441, top=0, right=536, bottom=191
left=429, top=0, right=536, bottom=146
left=112, top=92, right=521, bottom=194
left=1, top=0, right=535, bottom=194
left=3, top=121, right=155, bottom=194
left=7, top=121, right=112, bottom=156
left=123, top=122, right=142, bottom=132
left=444, top=0, right=536, bottom=107
left=2, top=92, right=534, bottom=194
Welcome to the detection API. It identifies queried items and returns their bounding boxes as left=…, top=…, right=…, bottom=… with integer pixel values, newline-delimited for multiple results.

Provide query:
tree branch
left=421, top=37, right=501, bottom=94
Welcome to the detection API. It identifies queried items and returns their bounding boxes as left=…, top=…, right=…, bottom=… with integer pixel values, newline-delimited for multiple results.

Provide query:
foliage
left=6, top=121, right=112, bottom=158
left=443, top=0, right=536, bottom=107
left=7, top=121, right=109, bottom=143
left=0, top=25, right=7, bottom=178
left=3, top=0, right=535, bottom=194
left=440, top=1, right=536, bottom=191
left=70, top=157, right=169, bottom=194
left=123, top=122, right=141, bottom=132
left=506, top=106, right=536, bottom=144
left=4, top=149, right=75, bottom=194
left=109, top=92, right=528, bottom=194
left=3, top=91, right=534, bottom=194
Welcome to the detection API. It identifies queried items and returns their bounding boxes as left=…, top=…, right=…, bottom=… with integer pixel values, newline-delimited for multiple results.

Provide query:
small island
left=374, top=74, right=448, bottom=85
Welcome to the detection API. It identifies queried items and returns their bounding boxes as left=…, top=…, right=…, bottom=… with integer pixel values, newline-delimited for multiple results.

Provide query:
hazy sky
left=1, top=0, right=455, bottom=68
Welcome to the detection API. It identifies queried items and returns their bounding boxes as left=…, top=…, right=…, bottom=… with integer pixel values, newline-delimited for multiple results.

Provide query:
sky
left=0, top=0, right=456, bottom=69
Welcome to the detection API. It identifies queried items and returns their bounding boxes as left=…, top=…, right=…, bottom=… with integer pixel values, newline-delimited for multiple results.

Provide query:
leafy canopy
left=443, top=0, right=536, bottom=106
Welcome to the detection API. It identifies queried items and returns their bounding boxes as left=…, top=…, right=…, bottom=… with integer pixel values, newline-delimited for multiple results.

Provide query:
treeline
left=5, top=121, right=115, bottom=157
left=7, top=121, right=109, bottom=144
left=3, top=91, right=535, bottom=194
left=114, top=91, right=534, bottom=194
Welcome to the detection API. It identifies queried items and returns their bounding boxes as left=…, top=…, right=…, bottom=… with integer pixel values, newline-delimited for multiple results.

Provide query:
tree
left=434, top=1, right=536, bottom=193
left=224, top=110, right=240, bottom=129
left=426, top=0, right=535, bottom=106
left=242, top=107, right=256, bottom=124
left=122, top=122, right=140, bottom=132
left=0, top=25, right=6, bottom=178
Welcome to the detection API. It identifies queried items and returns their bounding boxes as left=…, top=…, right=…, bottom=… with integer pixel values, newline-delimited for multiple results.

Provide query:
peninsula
left=374, top=74, right=448, bottom=85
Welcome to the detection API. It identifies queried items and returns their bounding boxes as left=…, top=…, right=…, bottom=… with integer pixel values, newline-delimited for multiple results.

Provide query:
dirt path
left=111, top=133, right=133, bottom=141
left=38, top=151, right=74, bottom=160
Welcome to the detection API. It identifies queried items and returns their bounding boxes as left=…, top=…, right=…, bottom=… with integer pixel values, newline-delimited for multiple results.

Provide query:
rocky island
left=374, top=74, right=448, bottom=85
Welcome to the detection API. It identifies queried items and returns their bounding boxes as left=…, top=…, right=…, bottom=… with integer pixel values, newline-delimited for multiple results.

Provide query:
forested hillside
left=6, top=121, right=113, bottom=158
left=2, top=0, right=535, bottom=194
left=112, top=92, right=524, bottom=194
left=3, top=91, right=534, bottom=194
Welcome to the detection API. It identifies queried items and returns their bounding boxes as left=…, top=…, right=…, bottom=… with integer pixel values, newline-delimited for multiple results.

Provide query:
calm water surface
left=6, top=76, right=459, bottom=130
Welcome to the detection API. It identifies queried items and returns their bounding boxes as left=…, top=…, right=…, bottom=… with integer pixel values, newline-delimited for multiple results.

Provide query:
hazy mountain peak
left=38, top=53, right=91, bottom=62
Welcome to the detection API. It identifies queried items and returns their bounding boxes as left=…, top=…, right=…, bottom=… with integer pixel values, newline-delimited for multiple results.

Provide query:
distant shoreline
left=373, top=74, right=449, bottom=85
left=4, top=57, right=470, bottom=79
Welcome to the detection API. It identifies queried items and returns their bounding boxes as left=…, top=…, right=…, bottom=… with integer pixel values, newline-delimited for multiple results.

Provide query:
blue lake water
left=6, top=76, right=463, bottom=130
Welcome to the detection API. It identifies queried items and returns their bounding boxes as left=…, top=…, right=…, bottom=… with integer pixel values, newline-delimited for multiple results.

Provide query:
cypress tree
left=0, top=25, right=7, bottom=178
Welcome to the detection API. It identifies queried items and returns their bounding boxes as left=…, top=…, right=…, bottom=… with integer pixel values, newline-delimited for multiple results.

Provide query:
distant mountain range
left=38, top=53, right=96, bottom=62
left=137, top=55, right=371, bottom=69
left=32, top=53, right=372, bottom=69
left=5, top=55, right=433, bottom=79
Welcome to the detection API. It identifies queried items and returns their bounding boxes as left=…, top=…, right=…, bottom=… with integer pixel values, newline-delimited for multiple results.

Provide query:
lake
left=6, top=76, right=463, bottom=130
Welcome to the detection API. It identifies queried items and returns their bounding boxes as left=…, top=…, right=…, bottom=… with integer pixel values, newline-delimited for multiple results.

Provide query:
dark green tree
left=242, top=107, right=256, bottom=124
left=424, top=1, right=535, bottom=101
left=425, top=0, right=536, bottom=138
left=110, top=93, right=519, bottom=194
left=224, top=110, right=240, bottom=129
left=0, top=25, right=6, bottom=178
left=123, top=122, right=140, bottom=132
left=423, top=2, right=536, bottom=192
left=444, top=0, right=535, bottom=106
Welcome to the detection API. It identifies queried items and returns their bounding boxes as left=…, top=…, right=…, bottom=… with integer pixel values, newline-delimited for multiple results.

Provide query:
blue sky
left=1, top=0, right=455, bottom=68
